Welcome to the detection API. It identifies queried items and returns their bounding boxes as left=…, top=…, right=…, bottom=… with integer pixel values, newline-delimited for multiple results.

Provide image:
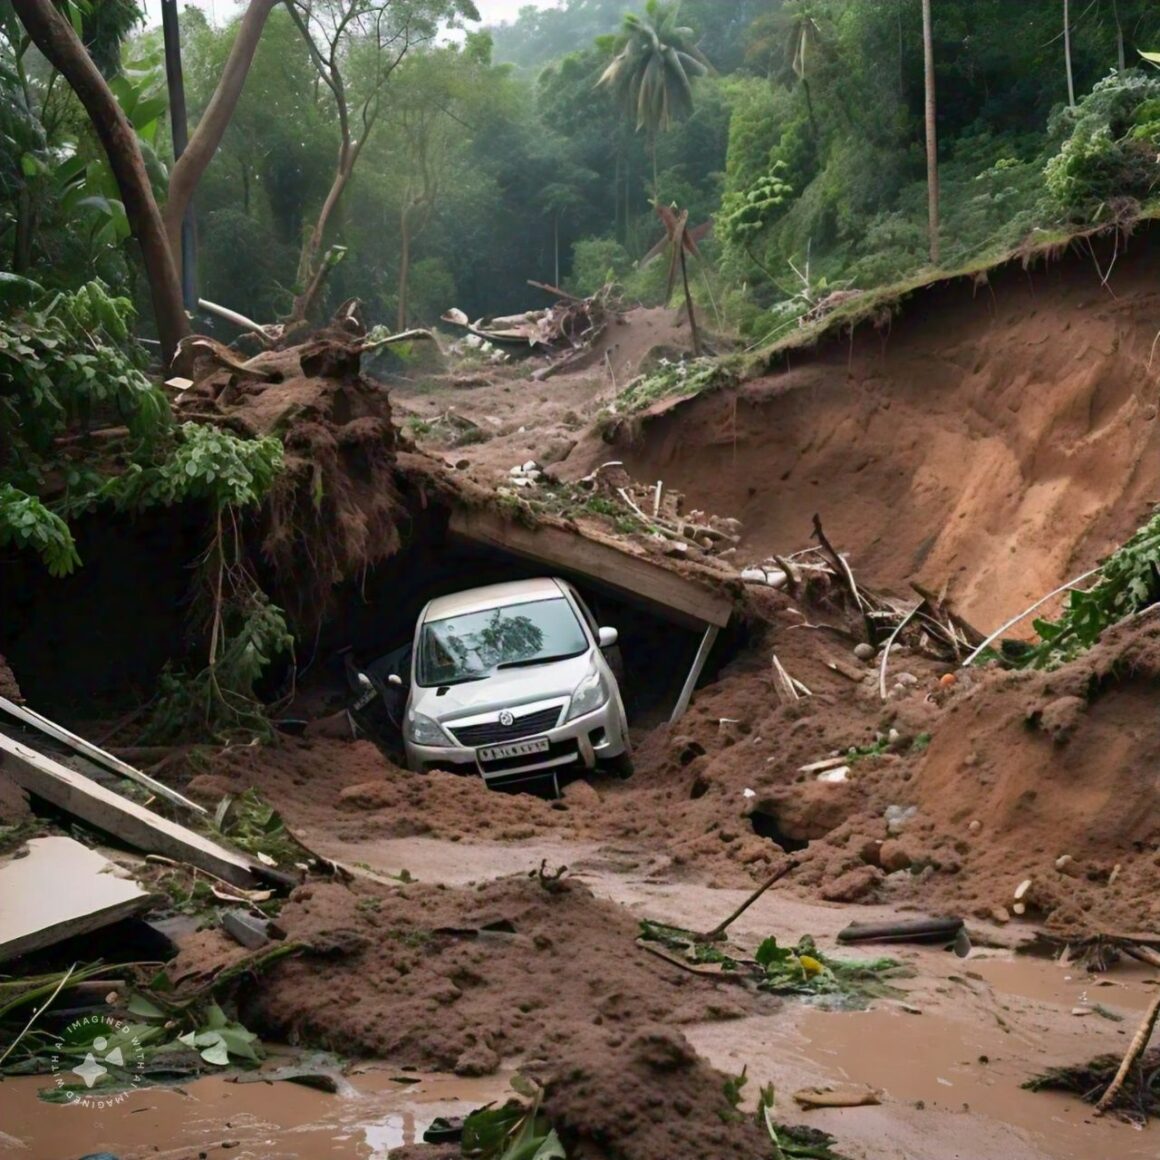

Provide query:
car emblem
left=499, top=710, right=514, bottom=727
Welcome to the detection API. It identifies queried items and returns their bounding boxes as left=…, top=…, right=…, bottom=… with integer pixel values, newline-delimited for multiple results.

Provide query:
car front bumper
left=405, top=699, right=627, bottom=787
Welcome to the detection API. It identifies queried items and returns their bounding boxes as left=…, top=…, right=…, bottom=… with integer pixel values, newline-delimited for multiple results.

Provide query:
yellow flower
left=798, top=954, right=824, bottom=978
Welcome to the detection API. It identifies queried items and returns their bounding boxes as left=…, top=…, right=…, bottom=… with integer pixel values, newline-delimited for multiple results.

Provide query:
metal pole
left=161, top=0, right=197, bottom=311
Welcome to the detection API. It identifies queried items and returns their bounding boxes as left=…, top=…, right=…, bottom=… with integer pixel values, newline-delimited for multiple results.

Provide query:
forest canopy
left=3, top=0, right=1160, bottom=338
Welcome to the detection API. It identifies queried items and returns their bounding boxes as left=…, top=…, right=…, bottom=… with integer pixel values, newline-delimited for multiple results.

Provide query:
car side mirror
left=598, top=626, right=618, bottom=648
left=387, top=673, right=403, bottom=687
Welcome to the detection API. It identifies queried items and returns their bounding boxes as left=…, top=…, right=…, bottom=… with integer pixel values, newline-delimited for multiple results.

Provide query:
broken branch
left=696, top=858, right=798, bottom=943
left=1095, top=989, right=1160, bottom=1115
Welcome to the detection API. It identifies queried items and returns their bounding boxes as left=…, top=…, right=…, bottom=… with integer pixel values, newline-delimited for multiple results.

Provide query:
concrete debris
left=222, top=909, right=273, bottom=950
left=0, top=836, right=152, bottom=962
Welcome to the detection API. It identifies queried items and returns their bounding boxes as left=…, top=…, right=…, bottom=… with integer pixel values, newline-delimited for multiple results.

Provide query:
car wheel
left=600, top=750, right=635, bottom=780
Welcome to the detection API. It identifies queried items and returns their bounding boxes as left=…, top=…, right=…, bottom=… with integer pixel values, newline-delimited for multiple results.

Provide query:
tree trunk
left=554, top=212, right=560, bottom=288
left=802, top=76, right=820, bottom=141
left=921, top=0, right=939, bottom=266
left=12, top=0, right=189, bottom=363
left=397, top=205, right=412, bottom=333
left=1112, top=0, right=1125, bottom=71
left=162, top=0, right=278, bottom=271
left=12, top=186, right=33, bottom=273
left=679, top=247, right=701, bottom=357
left=289, top=153, right=352, bottom=323
left=1063, top=0, right=1076, bottom=108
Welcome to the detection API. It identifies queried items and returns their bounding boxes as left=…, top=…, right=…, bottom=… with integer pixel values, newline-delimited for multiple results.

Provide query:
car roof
left=422, top=577, right=568, bottom=621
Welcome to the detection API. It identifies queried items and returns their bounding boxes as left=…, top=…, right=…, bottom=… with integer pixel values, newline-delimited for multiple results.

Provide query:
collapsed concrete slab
left=0, top=836, right=151, bottom=962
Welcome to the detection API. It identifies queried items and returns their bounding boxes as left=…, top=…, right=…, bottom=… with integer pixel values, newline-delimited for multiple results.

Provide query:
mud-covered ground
left=8, top=234, right=1160, bottom=1160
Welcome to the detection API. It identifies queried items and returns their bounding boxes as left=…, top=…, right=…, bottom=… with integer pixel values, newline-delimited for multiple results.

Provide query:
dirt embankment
left=569, top=227, right=1160, bottom=631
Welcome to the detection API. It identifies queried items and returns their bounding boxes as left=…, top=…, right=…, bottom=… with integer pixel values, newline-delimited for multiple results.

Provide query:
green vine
left=1006, top=508, right=1160, bottom=669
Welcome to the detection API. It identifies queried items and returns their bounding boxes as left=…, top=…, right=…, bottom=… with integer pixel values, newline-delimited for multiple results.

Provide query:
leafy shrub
left=1044, top=70, right=1160, bottom=215
left=568, top=236, right=634, bottom=295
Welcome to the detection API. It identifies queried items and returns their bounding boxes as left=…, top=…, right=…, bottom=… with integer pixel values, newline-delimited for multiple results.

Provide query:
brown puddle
left=686, top=949, right=1158, bottom=1160
left=0, top=1066, right=508, bottom=1159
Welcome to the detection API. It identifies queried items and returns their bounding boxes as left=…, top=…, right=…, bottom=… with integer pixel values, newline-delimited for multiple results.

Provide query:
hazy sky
left=139, top=0, right=558, bottom=28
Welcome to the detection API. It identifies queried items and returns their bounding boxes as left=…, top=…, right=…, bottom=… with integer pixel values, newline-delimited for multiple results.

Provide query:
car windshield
left=417, top=597, right=588, bottom=687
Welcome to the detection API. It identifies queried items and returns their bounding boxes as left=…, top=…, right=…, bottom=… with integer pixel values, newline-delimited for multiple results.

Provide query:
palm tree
left=1064, top=0, right=1076, bottom=108
left=783, top=2, right=824, bottom=140
left=597, top=0, right=710, bottom=192
left=922, top=0, right=939, bottom=265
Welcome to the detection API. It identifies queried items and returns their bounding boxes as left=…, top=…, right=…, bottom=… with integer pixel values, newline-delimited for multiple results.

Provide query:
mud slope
left=580, top=226, right=1160, bottom=628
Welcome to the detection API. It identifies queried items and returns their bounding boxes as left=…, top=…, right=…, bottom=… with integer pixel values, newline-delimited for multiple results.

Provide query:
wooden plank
left=0, top=733, right=258, bottom=888
left=0, top=836, right=152, bottom=962
left=670, top=625, right=719, bottom=723
left=0, top=695, right=206, bottom=816
left=449, top=508, right=733, bottom=629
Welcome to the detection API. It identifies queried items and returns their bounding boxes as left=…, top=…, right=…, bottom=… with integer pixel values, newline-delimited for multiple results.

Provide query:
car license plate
left=477, top=737, right=550, bottom=762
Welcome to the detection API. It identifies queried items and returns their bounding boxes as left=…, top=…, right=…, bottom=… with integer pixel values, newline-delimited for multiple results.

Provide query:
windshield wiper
left=432, top=674, right=490, bottom=687
left=496, top=650, right=586, bottom=670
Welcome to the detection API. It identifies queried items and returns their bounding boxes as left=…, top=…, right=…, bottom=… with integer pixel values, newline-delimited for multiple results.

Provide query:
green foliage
left=212, top=787, right=309, bottom=869
left=150, top=424, right=284, bottom=510
left=0, top=279, right=166, bottom=463
left=1004, top=508, right=1160, bottom=669
left=609, top=357, right=737, bottom=416
left=463, top=1076, right=566, bottom=1159
left=0, top=485, right=81, bottom=577
left=1044, top=70, right=1160, bottom=214
left=720, top=161, right=795, bottom=246
left=598, top=0, right=711, bottom=137
left=755, top=935, right=907, bottom=1004
left=143, top=593, right=293, bottom=744
left=568, top=236, right=634, bottom=295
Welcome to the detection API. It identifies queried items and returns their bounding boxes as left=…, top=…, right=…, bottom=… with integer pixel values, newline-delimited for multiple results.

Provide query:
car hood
left=412, top=650, right=593, bottom=721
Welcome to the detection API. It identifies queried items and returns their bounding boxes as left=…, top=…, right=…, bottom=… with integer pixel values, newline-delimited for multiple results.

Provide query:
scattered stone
left=820, top=865, right=882, bottom=903
left=1055, top=854, right=1079, bottom=877
left=884, top=804, right=917, bottom=836
left=895, top=673, right=919, bottom=687
left=968, top=820, right=982, bottom=835
left=222, top=910, right=271, bottom=950
left=990, top=907, right=1010, bottom=925
left=854, top=643, right=876, bottom=661
left=879, top=840, right=913, bottom=873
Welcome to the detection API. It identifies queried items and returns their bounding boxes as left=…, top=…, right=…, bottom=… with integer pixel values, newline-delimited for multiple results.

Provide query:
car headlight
left=565, top=663, right=608, bottom=722
left=407, top=709, right=451, bottom=747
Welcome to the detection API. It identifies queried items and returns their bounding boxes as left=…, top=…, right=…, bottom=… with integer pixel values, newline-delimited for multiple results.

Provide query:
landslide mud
left=571, top=227, right=1160, bottom=630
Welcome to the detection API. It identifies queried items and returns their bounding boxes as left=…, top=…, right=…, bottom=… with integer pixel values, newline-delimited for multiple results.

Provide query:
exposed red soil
left=566, top=227, right=1160, bottom=632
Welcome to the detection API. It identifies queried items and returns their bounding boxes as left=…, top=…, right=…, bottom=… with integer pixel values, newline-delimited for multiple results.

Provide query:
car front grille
left=450, top=706, right=562, bottom=747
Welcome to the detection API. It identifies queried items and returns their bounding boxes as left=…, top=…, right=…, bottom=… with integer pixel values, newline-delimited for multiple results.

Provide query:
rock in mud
left=879, top=840, right=914, bottom=873
left=821, top=865, right=882, bottom=903
left=854, top=643, right=876, bottom=661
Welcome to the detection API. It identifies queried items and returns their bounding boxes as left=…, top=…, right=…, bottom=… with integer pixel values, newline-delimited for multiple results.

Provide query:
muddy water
left=0, top=1067, right=508, bottom=1159
left=686, top=952, right=1159, bottom=1160
left=322, top=834, right=1160, bottom=1160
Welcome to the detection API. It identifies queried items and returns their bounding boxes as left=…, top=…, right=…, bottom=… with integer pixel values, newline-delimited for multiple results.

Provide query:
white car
left=402, top=577, right=632, bottom=789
